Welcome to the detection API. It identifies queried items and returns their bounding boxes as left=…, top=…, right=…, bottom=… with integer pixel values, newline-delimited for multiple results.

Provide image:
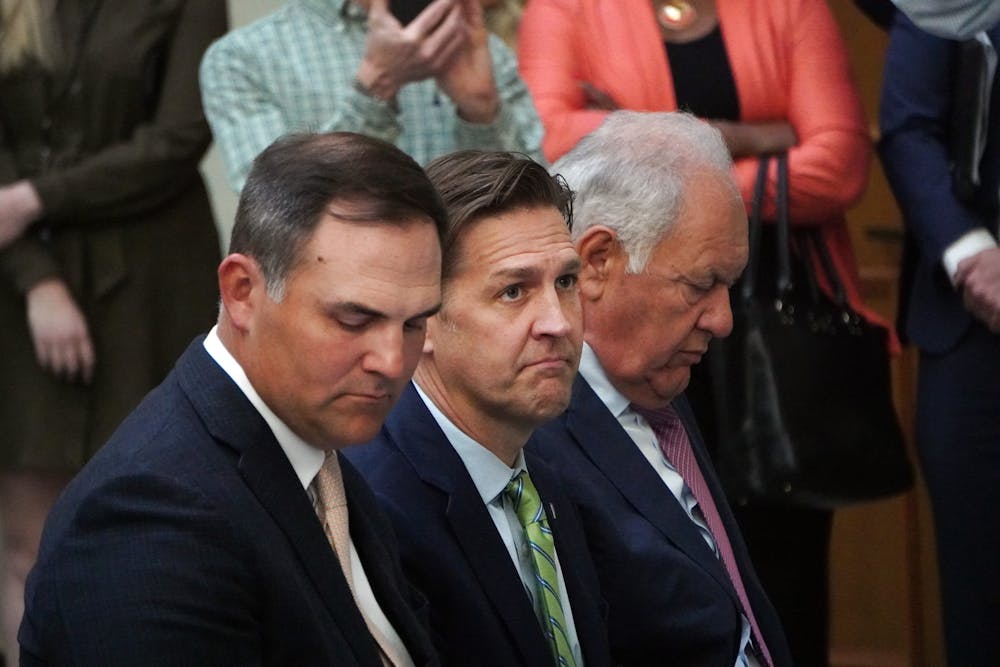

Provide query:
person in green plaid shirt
left=200, top=0, right=545, bottom=192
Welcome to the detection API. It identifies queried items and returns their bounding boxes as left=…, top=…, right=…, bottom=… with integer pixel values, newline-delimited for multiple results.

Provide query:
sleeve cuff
left=942, top=228, right=998, bottom=285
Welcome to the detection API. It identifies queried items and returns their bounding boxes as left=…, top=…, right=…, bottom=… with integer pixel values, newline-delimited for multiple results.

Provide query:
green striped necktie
left=504, top=471, right=578, bottom=667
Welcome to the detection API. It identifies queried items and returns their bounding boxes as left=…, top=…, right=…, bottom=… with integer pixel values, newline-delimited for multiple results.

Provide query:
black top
left=665, top=26, right=740, bottom=121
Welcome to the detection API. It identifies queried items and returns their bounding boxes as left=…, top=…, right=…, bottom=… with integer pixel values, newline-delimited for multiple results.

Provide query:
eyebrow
left=490, top=256, right=582, bottom=282
left=328, top=301, right=442, bottom=320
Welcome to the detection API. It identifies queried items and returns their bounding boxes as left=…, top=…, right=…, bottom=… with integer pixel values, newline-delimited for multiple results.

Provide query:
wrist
left=455, top=91, right=500, bottom=125
left=353, top=63, right=400, bottom=111
left=943, top=228, right=997, bottom=285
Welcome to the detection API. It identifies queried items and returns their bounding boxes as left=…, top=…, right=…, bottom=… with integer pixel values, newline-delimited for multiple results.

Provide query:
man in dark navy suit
left=532, top=111, right=794, bottom=667
left=347, top=150, right=612, bottom=667
left=880, top=10, right=1000, bottom=666
left=19, top=132, right=446, bottom=666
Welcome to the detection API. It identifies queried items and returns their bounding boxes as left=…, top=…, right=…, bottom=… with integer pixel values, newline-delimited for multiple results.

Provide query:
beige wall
left=201, top=0, right=285, bottom=251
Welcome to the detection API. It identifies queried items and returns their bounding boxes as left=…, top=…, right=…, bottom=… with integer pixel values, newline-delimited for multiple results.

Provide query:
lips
left=525, top=356, right=573, bottom=369
left=342, top=390, right=392, bottom=403
left=678, top=349, right=707, bottom=365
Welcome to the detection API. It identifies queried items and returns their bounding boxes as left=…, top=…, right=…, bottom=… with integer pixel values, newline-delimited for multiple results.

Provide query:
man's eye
left=404, top=318, right=427, bottom=332
left=336, top=317, right=370, bottom=331
left=500, top=285, right=523, bottom=301
left=556, top=274, right=578, bottom=290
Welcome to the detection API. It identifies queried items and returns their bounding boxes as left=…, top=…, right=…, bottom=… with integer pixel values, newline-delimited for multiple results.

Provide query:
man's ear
left=218, top=253, right=265, bottom=332
left=575, top=226, right=619, bottom=301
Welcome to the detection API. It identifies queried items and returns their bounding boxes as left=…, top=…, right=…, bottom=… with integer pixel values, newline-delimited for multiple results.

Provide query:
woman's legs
left=0, top=471, right=71, bottom=667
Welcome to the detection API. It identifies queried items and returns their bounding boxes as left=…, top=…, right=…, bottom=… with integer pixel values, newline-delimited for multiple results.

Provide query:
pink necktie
left=312, top=453, right=402, bottom=667
left=634, top=403, right=773, bottom=667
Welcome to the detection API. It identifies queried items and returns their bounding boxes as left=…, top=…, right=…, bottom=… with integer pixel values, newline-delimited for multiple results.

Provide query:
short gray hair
left=552, top=111, right=735, bottom=273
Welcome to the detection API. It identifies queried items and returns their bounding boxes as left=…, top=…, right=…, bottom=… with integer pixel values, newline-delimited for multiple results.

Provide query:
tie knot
left=503, top=470, right=545, bottom=527
left=313, top=451, right=347, bottom=511
left=631, top=402, right=681, bottom=432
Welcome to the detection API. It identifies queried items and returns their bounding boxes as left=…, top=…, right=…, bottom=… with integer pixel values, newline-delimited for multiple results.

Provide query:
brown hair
left=425, top=150, right=573, bottom=281
left=230, top=131, right=448, bottom=298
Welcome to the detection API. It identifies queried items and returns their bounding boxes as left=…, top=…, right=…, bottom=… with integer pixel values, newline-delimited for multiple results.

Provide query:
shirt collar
left=577, top=342, right=632, bottom=419
left=203, top=326, right=325, bottom=492
left=413, top=382, right=527, bottom=505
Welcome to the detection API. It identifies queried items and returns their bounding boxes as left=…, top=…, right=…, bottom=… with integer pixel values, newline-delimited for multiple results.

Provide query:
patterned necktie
left=504, top=471, right=578, bottom=667
left=633, top=403, right=773, bottom=667
left=312, top=453, right=404, bottom=667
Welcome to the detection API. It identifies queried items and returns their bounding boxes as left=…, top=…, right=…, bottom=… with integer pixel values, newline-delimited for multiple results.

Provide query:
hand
left=0, top=180, right=43, bottom=250
left=26, top=279, right=96, bottom=384
left=357, top=0, right=469, bottom=102
left=708, top=120, right=798, bottom=158
left=433, top=0, right=500, bottom=123
left=955, top=246, right=1000, bottom=333
left=580, top=82, right=618, bottom=111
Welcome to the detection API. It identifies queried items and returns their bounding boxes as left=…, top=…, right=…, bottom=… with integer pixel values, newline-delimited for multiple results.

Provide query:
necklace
left=656, top=0, right=698, bottom=31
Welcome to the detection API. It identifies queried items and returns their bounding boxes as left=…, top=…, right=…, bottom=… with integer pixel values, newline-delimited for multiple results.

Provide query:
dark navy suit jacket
left=879, top=12, right=1000, bottom=353
left=531, top=377, right=793, bottom=667
left=345, top=382, right=613, bottom=667
left=20, top=338, right=438, bottom=667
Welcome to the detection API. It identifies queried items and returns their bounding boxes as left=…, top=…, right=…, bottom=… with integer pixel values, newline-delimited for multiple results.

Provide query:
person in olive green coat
left=0, top=1, right=226, bottom=662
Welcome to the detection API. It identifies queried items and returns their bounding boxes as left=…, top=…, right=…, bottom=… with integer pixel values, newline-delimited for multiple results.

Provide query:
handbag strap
left=774, top=154, right=792, bottom=295
left=741, top=153, right=792, bottom=301
left=741, top=154, right=771, bottom=302
left=806, top=228, right=848, bottom=308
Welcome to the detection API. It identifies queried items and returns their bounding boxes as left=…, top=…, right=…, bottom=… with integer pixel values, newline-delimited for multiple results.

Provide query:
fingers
left=34, top=323, right=95, bottom=384
left=418, top=1, right=467, bottom=70
left=78, top=334, right=96, bottom=384
left=408, top=0, right=456, bottom=38
left=26, top=279, right=96, bottom=385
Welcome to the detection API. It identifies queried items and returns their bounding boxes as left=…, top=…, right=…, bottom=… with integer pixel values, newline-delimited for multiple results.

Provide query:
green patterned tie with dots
left=504, top=471, right=577, bottom=667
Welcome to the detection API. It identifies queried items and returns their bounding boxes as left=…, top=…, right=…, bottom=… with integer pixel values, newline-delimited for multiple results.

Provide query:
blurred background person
left=0, top=1, right=226, bottom=663
left=879, top=7, right=1000, bottom=666
left=518, top=1, right=895, bottom=665
left=200, top=0, right=543, bottom=193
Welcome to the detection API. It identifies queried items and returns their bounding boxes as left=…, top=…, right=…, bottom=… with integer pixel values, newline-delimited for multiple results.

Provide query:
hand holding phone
left=389, top=0, right=434, bottom=25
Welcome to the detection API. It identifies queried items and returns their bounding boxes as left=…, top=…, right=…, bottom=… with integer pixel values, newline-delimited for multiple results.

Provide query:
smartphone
left=390, top=0, right=434, bottom=25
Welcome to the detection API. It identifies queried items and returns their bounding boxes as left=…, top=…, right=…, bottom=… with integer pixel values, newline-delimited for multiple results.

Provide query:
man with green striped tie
left=346, top=150, right=613, bottom=667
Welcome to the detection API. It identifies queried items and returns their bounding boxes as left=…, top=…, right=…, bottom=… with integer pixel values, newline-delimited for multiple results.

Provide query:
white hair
left=552, top=111, right=737, bottom=273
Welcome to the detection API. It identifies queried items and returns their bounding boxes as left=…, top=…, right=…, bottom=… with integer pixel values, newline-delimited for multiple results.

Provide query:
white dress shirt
left=203, top=327, right=413, bottom=666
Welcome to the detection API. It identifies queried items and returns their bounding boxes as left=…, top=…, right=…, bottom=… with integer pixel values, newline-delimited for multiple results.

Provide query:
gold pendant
left=656, top=0, right=698, bottom=31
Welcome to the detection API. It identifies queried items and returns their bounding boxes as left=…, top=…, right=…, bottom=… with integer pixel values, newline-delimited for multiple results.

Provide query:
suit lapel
left=175, top=339, right=382, bottom=667
left=564, top=377, right=736, bottom=598
left=341, top=456, right=437, bottom=666
left=386, top=385, right=552, bottom=666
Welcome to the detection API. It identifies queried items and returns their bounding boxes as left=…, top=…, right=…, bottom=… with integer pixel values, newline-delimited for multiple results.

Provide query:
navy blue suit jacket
left=20, top=338, right=438, bottom=667
left=345, top=383, right=613, bottom=667
left=531, top=377, right=792, bottom=667
left=879, top=12, right=1000, bottom=353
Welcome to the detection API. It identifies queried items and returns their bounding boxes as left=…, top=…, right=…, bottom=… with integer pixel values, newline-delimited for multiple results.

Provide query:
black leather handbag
left=696, top=153, right=914, bottom=510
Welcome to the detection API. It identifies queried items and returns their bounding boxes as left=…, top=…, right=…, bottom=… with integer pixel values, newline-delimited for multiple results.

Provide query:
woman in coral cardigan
left=519, top=1, right=883, bottom=665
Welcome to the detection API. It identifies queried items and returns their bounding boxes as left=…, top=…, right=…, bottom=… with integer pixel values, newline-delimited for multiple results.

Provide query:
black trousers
left=917, top=323, right=1000, bottom=667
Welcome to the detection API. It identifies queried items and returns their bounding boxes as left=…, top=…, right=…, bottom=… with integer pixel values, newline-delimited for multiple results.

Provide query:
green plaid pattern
left=504, top=471, right=577, bottom=667
left=200, top=0, right=545, bottom=192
